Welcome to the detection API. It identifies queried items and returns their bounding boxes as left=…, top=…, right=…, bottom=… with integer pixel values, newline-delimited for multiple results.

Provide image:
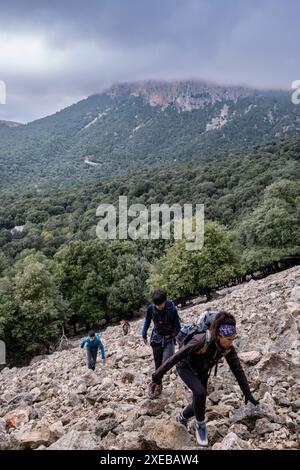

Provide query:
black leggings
left=177, top=365, right=208, bottom=422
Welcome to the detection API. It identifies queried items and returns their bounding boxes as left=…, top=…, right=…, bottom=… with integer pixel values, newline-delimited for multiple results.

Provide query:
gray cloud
left=0, top=0, right=299, bottom=122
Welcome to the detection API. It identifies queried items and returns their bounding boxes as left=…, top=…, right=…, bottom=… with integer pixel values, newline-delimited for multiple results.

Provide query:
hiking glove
left=245, top=393, right=259, bottom=406
left=143, top=337, right=148, bottom=345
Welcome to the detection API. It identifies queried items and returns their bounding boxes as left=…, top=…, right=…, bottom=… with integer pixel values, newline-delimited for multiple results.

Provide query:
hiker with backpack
left=80, top=330, right=105, bottom=371
left=142, top=288, right=181, bottom=398
left=149, top=309, right=259, bottom=447
left=120, top=319, right=130, bottom=336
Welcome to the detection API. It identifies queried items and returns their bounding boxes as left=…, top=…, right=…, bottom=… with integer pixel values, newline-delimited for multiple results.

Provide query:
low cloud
left=0, top=0, right=298, bottom=122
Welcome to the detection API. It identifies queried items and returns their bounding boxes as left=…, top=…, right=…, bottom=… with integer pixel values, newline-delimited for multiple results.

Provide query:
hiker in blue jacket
left=81, top=330, right=105, bottom=371
left=142, top=288, right=181, bottom=398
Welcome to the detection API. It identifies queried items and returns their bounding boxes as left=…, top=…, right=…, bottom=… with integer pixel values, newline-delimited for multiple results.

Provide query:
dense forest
left=0, top=134, right=299, bottom=363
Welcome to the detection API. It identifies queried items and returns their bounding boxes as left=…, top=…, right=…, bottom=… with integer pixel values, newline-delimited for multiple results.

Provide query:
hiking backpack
left=177, top=308, right=233, bottom=377
left=176, top=308, right=220, bottom=351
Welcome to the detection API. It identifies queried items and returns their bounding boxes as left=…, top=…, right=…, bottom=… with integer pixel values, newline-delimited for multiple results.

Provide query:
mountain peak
left=105, top=79, right=259, bottom=111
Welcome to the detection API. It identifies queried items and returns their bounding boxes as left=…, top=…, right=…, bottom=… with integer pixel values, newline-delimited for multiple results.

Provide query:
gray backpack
left=176, top=308, right=220, bottom=350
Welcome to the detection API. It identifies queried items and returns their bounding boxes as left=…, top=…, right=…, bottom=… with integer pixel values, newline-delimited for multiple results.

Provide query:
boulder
left=207, top=404, right=233, bottom=420
left=208, top=391, right=222, bottom=404
left=0, top=432, right=11, bottom=450
left=97, top=408, right=115, bottom=420
left=117, top=431, right=157, bottom=450
left=17, top=428, right=51, bottom=449
left=255, top=352, right=299, bottom=380
left=49, top=421, right=64, bottom=441
left=228, top=423, right=250, bottom=439
left=291, top=400, right=300, bottom=412
left=206, top=419, right=229, bottom=444
left=47, top=430, right=100, bottom=450
left=142, top=419, right=195, bottom=450
left=254, top=418, right=281, bottom=435
left=95, top=418, right=118, bottom=437
left=138, top=399, right=169, bottom=417
left=238, top=351, right=262, bottom=365
left=4, top=408, right=29, bottom=430
left=212, top=432, right=252, bottom=450
left=100, top=377, right=113, bottom=391
left=231, top=403, right=278, bottom=430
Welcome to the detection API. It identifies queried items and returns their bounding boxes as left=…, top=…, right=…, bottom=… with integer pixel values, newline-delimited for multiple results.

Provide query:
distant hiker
left=142, top=288, right=181, bottom=398
left=149, top=311, right=259, bottom=447
left=81, top=330, right=105, bottom=371
left=120, top=319, right=130, bottom=336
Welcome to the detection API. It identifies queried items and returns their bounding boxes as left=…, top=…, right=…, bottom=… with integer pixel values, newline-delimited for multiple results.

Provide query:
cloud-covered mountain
left=0, top=80, right=299, bottom=192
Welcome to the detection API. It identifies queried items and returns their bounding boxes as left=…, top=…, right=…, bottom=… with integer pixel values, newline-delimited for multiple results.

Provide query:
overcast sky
left=0, top=0, right=299, bottom=123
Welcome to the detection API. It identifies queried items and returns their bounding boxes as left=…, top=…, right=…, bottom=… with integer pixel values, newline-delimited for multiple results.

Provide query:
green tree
left=0, top=257, right=67, bottom=361
left=147, top=220, right=243, bottom=302
left=238, top=179, right=300, bottom=271
left=107, top=253, right=149, bottom=315
left=54, top=240, right=114, bottom=327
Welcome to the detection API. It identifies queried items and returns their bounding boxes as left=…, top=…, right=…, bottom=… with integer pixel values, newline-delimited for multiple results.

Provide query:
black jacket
left=152, top=332, right=251, bottom=397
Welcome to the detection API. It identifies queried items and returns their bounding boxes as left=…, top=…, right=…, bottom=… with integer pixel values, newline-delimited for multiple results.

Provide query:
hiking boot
left=195, top=421, right=208, bottom=447
left=147, top=383, right=157, bottom=400
left=153, top=383, right=162, bottom=397
left=176, top=412, right=188, bottom=429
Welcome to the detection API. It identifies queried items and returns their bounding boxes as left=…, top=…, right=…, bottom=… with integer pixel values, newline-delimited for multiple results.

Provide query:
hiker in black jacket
left=142, top=288, right=181, bottom=398
left=150, top=311, right=259, bottom=447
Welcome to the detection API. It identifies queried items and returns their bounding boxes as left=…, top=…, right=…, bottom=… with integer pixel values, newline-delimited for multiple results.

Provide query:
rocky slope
left=0, top=266, right=299, bottom=450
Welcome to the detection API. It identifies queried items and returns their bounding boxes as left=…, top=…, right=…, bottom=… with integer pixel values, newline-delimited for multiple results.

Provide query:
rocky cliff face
left=0, top=266, right=299, bottom=450
left=107, top=80, right=257, bottom=112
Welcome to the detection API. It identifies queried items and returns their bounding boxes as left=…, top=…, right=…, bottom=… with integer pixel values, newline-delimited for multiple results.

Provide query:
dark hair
left=210, top=310, right=236, bottom=340
left=88, top=330, right=95, bottom=338
left=152, top=288, right=167, bottom=306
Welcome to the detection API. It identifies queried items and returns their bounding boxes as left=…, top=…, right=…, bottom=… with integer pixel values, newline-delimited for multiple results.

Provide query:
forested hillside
left=0, top=81, right=300, bottom=192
